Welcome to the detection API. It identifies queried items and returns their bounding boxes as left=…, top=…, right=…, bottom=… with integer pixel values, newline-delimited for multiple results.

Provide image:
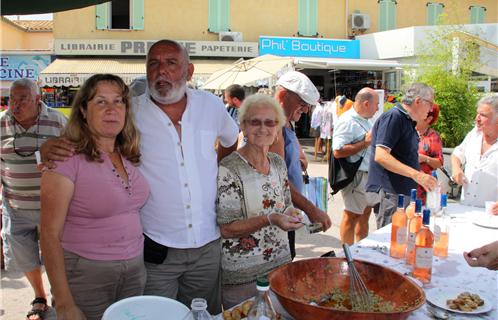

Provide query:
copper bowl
left=269, top=258, right=425, bottom=320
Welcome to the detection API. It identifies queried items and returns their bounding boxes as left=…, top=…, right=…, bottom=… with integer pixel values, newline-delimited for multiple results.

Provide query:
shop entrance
left=294, top=69, right=384, bottom=138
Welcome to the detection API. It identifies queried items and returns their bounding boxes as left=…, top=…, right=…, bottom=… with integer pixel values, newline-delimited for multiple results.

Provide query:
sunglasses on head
left=245, top=119, right=278, bottom=127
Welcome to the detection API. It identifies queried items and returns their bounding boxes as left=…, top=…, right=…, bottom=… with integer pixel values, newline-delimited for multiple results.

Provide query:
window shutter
left=208, top=0, right=230, bottom=32
left=132, top=0, right=144, bottom=30
left=427, top=3, right=444, bottom=25
left=379, top=0, right=396, bottom=31
left=96, top=3, right=109, bottom=30
left=470, top=6, right=485, bottom=24
left=298, top=0, right=318, bottom=36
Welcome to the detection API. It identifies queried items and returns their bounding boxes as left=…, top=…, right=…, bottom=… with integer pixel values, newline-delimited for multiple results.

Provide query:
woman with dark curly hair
left=40, top=74, right=150, bottom=320
left=216, top=94, right=303, bottom=309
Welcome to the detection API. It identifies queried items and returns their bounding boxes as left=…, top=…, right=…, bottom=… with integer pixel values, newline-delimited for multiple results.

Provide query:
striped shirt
left=226, top=105, right=240, bottom=127
left=0, top=103, right=67, bottom=210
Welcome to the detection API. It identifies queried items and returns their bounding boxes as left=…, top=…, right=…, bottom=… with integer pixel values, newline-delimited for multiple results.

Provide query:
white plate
left=426, top=286, right=492, bottom=315
left=473, top=213, right=498, bottom=229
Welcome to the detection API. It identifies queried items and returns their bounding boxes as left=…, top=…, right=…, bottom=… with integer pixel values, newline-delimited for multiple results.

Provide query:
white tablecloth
left=339, top=204, right=497, bottom=320
left=216, top=204, right=497, bottom=320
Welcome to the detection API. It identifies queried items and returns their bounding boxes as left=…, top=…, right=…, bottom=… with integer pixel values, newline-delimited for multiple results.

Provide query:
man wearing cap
left=366, top=83, right=437, bottom=228
left=270, top=71, right=332, bottom=259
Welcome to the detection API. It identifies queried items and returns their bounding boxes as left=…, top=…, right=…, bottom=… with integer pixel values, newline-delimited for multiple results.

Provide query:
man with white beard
left=41, top=40, right=239, bottom=314
left=133, top=40, right=239, bottom=314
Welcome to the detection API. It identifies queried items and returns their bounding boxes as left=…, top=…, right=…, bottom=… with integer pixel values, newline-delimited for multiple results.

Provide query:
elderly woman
left=416, top=103, right=443, bottom=203
left=451, top=94, right=498, bottom=212
left=40, top=74, right=150, bottom=320
left=216, top=94, right=303, bottom=308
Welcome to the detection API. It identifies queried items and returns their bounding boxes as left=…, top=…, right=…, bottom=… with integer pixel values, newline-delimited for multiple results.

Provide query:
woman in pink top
left=40, top=74, right=149, bottom=320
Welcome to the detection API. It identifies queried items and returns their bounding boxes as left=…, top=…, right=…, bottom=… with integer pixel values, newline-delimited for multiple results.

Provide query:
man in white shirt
left=332, top=88, right=378, bottom=245
left=41, top=40, right=239, bottom=314
left=451, top=94, right=498, bottom=210
left=137, top=40, right=238, bottom=314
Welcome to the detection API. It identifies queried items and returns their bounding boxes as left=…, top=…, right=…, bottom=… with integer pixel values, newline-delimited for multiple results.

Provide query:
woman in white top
left=451, top=94, right=498, bottom=212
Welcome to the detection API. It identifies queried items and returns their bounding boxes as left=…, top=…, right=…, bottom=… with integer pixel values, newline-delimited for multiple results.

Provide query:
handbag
left=328, top=117, right=369, bottom=195
left=328, top=152, right=364, bottom=195
left=302, top=172, right=328, bottom=212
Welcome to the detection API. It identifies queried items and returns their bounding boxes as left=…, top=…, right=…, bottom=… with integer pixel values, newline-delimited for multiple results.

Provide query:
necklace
left=418, top=127, right=430, bottom=138
left=107, top=152, right=132, bottom=196
left=238, top=152, right=270, bottom=174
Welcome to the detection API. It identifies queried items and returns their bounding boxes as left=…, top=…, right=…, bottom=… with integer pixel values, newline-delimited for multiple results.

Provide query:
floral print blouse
left=216, top=152, right=293, bottom=286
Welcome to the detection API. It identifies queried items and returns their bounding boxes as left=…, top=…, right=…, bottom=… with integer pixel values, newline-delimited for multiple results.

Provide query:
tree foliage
left=407, top=24, right=481, bottom=147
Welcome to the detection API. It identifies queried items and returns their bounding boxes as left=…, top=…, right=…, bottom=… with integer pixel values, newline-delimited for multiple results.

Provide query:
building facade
left=39, top=0, right=497, bottom=110
left=0, top=18, right=53, bottom=103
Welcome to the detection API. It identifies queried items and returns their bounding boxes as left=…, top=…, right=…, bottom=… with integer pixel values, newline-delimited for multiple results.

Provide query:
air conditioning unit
left=219, top=31, right=243, bottom=42
left=351, top=13, right=370, bottom=30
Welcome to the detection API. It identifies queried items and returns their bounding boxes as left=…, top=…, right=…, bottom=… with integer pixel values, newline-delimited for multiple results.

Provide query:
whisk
left=342, top=243, right=373, bottom=311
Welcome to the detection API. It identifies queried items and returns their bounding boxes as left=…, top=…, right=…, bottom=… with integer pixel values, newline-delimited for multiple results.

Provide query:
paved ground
left=0, top=138, right=378, bottom=319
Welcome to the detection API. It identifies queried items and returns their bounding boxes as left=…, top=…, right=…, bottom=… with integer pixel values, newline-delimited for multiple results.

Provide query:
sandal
left=26, top=297, right=48, bottom=320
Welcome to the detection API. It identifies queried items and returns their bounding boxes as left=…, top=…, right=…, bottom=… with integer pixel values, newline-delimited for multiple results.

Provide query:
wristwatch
left=425, top=156, right=429, bottom=164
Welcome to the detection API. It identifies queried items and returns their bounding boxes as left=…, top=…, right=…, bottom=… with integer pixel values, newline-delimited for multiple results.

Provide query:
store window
left=96, top=0, right=144, bottom=30
left=378, top=0, right=396, bottom=31
left=298, top=0, right=318, bottom=36
left=208, top=0, right=230, bottom=32
left=469, top=5, right=486, bottom=24
left=426, top=2, right=444, bottom=25
left=384, top=71, right=399, bottom=93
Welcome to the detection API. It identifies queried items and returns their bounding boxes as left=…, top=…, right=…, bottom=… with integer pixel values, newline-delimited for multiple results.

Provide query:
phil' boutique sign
left=55, top=39, right=258, bottom=57
left=259, top=36, right=360, bottom=59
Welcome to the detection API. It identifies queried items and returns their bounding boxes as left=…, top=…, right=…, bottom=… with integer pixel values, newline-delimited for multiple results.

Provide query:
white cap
left=276, top=71, right=319, bottom=105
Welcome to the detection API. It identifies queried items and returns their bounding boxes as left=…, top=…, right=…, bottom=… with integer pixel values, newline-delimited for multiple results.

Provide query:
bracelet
left=267, top=213, right=273, bottom=226
left=425, top=156, right=429, bottom=164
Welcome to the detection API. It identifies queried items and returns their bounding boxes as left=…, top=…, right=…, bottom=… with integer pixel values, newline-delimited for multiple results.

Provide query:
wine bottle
left=405, top=189, right=417, bottom=220
left=434, top=194, right=450, bottom=257
left=390, top=194, right=407, bottom=259
left=413, top=208, right=434, bottom=283
left=406, top=199, right=422, bottom=265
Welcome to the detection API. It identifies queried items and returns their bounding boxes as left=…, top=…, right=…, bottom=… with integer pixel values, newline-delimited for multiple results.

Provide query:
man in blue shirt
left=366, top=83, right=437, bottom=228
left=270, top=71, right=332, bottom=259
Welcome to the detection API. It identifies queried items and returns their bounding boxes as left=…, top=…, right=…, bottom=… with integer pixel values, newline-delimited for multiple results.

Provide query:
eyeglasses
left=288, top=91, right=311, bottom=109
left=9, top=96, right=32, bottom=106
left=244, top=119, right=279, bottom=127
left=420, top=98, right=434, bottom=106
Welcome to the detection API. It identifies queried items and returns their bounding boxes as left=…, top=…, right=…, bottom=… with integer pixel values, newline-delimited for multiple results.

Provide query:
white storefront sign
left=40, top=74, right=144, bottom=86
left=55, top=39, right=259, bottom=57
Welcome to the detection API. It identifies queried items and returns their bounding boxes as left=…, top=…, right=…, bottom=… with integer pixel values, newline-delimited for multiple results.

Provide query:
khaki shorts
left=340, top=171, right=370, bottom=215
left=1, top=204, right=42, bottom=273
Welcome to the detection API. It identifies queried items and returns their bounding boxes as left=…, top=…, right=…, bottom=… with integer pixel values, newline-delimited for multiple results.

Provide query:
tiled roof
left=8, top=19, right=53, bottom=31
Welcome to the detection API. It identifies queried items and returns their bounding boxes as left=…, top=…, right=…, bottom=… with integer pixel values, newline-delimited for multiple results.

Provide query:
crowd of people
left=1, top=39, right=497, bottom=320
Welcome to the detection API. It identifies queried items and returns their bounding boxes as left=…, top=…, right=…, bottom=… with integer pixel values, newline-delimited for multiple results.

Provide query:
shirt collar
left=394, top=103, right=417, bottom=127
left=350, top=107, right=368, bottom=122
